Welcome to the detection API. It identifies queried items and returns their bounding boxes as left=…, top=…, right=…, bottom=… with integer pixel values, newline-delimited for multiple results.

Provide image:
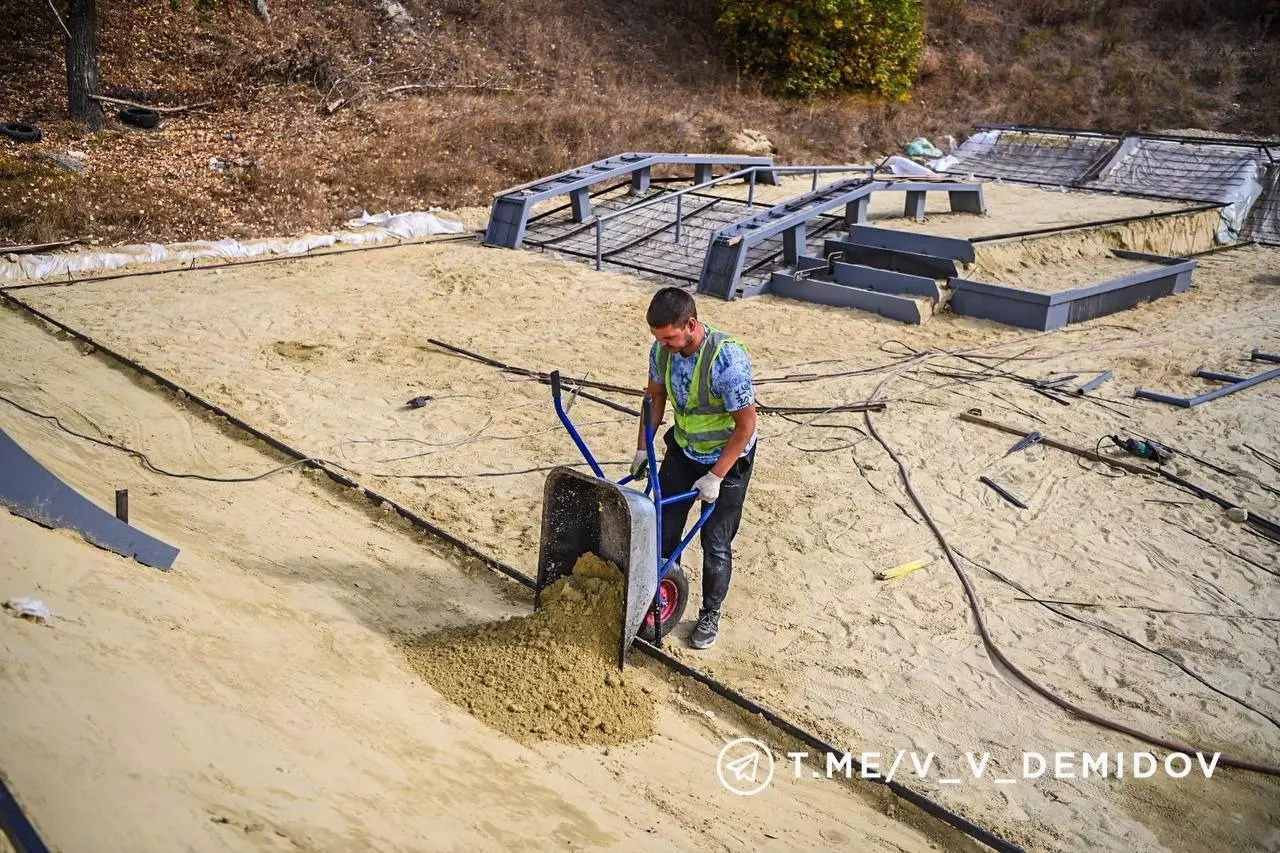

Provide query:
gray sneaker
left=690, top=610, right=720, bottom=649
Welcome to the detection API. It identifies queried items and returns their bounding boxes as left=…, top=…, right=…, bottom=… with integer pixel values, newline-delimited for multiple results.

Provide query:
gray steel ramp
left=698, top=178, right=986, bottom=301
left=0, top=427, right=180, bottom=570
left=483, top=153, right=776, bottom=248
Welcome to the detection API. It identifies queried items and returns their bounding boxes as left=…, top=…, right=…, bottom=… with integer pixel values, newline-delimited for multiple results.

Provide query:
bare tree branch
left=89, top=94, right=214, bottom=113
left=46, top=0, right=71, bottom=38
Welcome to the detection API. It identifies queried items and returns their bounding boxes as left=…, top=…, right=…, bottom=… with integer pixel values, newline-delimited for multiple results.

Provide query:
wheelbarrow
left=536, top=370, right=716, bottom=668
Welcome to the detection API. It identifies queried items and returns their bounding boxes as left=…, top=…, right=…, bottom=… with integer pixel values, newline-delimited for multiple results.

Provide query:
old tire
left=1, top=122, right=42, bottom=143
left=638, top=563, right=689, bottom=642
left=119, top=107, right=160, bottom=129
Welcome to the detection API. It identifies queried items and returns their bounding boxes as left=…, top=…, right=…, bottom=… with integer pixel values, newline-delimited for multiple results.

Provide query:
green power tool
left=1109, top=435, right=1173, bottom=465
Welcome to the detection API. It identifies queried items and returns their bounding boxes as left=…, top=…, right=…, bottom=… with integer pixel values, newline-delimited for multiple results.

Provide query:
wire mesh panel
left=940, top=130, right=1120, bottom=185
left=1244, top=164, right=1280, bottom=246
left=523, top=184, right=666, bottom=246
left=522, top=185, right=843, bottom=286
left=1090, top=139, right=1267, bottom=203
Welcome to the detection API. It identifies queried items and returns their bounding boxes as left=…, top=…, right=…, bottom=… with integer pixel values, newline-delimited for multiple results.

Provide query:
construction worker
left=633, top=287, right=757, bottom=649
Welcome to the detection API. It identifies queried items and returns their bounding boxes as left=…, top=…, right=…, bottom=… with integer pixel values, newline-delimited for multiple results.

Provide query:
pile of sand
left=402, top=553, right=657, bottom=746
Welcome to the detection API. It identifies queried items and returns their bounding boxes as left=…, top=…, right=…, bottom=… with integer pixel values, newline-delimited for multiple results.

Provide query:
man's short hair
left=647, top=287, right=697, bottom=328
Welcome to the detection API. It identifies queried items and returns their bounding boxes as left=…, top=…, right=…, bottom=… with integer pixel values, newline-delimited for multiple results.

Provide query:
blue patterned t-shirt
left=649, top=324, right=757, bottom=464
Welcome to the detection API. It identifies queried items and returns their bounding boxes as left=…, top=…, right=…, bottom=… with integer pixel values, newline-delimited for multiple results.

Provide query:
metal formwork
left=698, top=178, right=984, bottom=300
left=524, top=187, right=765, bottom=284
left=483, top=153, right=776, bottom=248
left=948, top=250, right=1197, bottom=331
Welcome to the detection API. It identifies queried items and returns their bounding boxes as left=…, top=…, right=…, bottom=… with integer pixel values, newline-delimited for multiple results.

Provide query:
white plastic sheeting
left=1090, top=138, right=1266, bottom=242
left=1, top=210, right=465, bottom=283
left=881, top=155, right=939, bottom=177
left=928, top=130, right=999, bottom=174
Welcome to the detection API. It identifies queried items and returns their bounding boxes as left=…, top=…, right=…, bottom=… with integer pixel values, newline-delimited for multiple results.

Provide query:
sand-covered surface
left=0, top=306, right=957, bottom=852
left=717, top=175, right=1199, bottom=240
left=963, top=254, right=1160, bottom=292
left=13, top=210, right=1280, bottom=852
left=4, top=177, right=1280, bottom=852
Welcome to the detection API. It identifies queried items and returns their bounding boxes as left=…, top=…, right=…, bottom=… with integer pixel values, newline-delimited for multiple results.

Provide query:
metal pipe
left=596, top=167, right=758, bottom=224
left=1197, top=370, right=1247, bottom=384
left=594, top=218, right=603, bottom=271
left=979, top=476, right=1028, bottom=509
left=1077, top=371, right=1113, bottom=394
left=970, top=204, right=1221, bottom=245
left=1135, top=366, right=1280, bottom=407
left=747, top=169, right=756, bottom=206
left=659, top=503, right=716, bottom=579
left=1159, top=470, right=1280, bottom=541
left=1252, top=350, right=1280, bottom=364
left=115, top=488, right=129, bottom=523
left=674, top=194, right=683, bottom=244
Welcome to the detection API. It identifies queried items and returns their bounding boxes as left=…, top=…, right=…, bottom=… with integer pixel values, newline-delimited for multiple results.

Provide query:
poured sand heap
left=403, top=553, right=657, bottom=746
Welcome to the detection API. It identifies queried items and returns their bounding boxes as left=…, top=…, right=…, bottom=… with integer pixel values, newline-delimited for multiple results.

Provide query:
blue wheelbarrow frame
left=536, top=370, right=715, bottom=668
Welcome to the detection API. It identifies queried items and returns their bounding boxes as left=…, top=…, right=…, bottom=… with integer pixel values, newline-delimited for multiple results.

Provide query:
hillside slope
left=1, top=0, right=1277, bottom=245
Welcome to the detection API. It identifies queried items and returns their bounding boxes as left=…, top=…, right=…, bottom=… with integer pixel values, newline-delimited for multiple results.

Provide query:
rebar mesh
left=942, top=130, right=1119, bottom=185
left=523, top=186, right=842, bottom=287
left=1091, top=139, right=1265, bottom=203
left=1245, top=165, right=1280, bottom=246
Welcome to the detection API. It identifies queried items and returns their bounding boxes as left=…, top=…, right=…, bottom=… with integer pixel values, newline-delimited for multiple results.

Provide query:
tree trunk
left=66, top=0, right=103, bottom=129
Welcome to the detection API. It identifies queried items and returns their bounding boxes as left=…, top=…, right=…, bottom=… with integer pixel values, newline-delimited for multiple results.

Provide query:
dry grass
left=1, top=0, right=1276, bottom=246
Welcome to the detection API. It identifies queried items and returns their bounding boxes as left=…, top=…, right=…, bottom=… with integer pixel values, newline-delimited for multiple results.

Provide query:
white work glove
left=630, top=450, right=650, bottom=480
left=694, top=472, right=723, bottom=503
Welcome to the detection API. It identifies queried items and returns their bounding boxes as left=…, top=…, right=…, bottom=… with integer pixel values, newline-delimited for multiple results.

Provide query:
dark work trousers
left=657, top=428, right=756, bottom=614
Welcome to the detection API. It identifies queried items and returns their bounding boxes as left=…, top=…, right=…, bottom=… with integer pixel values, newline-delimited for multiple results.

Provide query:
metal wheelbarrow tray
left=535, top=371, right=713, bottom=668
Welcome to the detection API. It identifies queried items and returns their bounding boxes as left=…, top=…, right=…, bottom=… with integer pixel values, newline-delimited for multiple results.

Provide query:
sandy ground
left=0, top=307, right=961, bottom=852
left=964, top=254, right=1161, bottom=292
left=5, top=184, right=1280, bottom=852
left=703, top=175, right=1198, bottom=240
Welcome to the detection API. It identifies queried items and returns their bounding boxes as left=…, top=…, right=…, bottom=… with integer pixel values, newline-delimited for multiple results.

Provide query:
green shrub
left=718, top=0, right=924, bottom=99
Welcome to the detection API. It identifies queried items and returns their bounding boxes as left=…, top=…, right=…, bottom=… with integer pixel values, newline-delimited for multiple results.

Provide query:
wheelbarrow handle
left=660, top=499, right=717, bottom=579
left=549, top=369, right=605, bottom=479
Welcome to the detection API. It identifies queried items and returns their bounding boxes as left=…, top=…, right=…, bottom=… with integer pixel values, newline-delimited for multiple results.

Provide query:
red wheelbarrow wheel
left=638, top=563, right=689, bottom=642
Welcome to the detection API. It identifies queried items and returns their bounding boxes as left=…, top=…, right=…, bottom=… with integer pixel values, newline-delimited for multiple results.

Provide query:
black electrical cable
left=861, top=363, right=1280, bottom=777
left=0, top=393, right=313, bottom=482
left=0, top=393, right=634, bottom=483
left=960, top=550, right=1280, bottom=731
